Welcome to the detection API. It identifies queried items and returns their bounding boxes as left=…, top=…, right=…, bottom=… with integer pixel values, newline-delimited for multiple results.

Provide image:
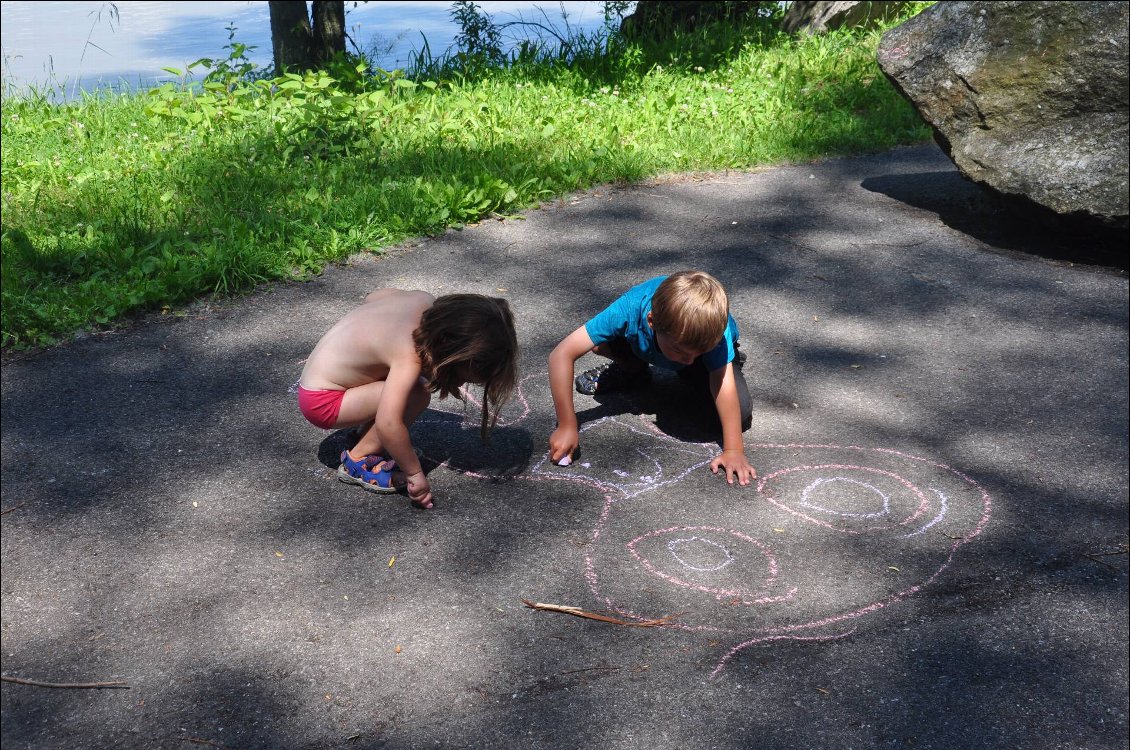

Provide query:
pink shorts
left=297, top=386, right=345, bottom=429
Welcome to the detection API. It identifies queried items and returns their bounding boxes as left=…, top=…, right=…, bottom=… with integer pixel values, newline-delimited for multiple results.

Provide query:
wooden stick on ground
left=521, top=599, right=680, bottom=627
left=180, top=737, right=229, bottom=749
left=1, top=675, right=129, bottom=689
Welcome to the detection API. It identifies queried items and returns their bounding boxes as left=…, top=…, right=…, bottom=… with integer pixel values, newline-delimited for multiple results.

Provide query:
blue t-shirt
left=584, top=276, right=739, bottom=372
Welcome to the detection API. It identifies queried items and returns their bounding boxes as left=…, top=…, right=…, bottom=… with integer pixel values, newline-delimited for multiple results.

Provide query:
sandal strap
left=361, top=455, right=396, bottom=471
left=340, top=451, right=402, bottom=489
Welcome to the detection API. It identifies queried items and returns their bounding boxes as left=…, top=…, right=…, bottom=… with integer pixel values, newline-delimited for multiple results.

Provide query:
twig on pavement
left=522, top=599, right=680, bottom=627
left=1, top=675, right=129, bottom=689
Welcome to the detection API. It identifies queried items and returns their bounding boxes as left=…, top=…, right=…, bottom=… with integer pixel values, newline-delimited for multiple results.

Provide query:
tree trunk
left=268, top=1, right=345, bottom=72
left=269, top=1, right=312, bottom=73
left=781, top=1, right=909, bottom=35
left=621, top=1, right=767, bottom=39
left=311, top=1, right=346, bottom=66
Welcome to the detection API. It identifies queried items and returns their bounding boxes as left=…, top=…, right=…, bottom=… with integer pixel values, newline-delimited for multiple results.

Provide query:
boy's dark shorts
left=602, top=337, right=752, bottom=432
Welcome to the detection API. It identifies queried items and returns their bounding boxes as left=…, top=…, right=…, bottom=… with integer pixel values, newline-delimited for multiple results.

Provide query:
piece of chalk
left=557, top=455, right=572, bottom=467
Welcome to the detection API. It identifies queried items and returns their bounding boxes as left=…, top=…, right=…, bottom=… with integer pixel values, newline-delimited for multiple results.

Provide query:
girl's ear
left=646, top=311, right=654, bottom=330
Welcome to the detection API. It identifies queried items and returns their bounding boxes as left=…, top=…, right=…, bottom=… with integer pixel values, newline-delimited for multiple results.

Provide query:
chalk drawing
left=667, top=535, right=733, bottom=572
left=354, top=371, right=992, bottom=679
left=416, top=373, right=536, bottom=428
left=627, top=526, right=796, bottom=606
left=799, top=477, right=891, bottom=518
left=905, top=489, right=949, bottom=538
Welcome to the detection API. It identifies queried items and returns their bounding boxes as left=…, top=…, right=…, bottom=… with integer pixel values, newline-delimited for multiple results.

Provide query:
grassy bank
left=0, top=10, right=931, bottom=349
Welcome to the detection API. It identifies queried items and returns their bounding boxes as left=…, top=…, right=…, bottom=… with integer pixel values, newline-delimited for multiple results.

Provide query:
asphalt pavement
left=2, top=143, right=1127, bottom=750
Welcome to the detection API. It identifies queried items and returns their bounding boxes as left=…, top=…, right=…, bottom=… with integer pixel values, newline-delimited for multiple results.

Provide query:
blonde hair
left=650, top=271, right=729, bottom=352
left=413, top=294, right=518, bottom=441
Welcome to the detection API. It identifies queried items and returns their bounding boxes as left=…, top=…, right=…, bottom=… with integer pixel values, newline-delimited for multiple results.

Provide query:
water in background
left=0, top=1, right=612, bottom=97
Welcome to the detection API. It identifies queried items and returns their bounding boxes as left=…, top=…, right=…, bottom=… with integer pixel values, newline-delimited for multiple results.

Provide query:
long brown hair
left=413, top=294, right=519, bottom=441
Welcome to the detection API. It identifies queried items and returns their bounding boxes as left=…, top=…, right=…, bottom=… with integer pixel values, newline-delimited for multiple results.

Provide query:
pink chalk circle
left=626, top=526, right=794, bottom=605
left=756, top=464, right=930, bottom=533
left=800, top=477, right=891, bottom=518
left=668, top=536, right=733, bottom=572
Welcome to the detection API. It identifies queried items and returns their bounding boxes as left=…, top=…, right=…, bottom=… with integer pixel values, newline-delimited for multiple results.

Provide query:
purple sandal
left=337, top=450, right=406, bottom=493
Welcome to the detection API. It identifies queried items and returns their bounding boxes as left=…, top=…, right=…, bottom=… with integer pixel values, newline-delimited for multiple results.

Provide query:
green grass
left=0, top=11, right=932, bottom=349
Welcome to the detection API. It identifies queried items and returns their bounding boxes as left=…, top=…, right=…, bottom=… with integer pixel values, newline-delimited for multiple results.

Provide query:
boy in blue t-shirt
left=548, top=271, right=755, bottom=485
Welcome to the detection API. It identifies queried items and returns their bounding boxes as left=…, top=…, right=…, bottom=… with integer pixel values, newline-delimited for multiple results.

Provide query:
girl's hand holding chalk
left=557, top=455, right=572, bottom=467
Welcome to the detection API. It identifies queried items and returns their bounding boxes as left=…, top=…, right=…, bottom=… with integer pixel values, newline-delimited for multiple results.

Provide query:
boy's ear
left=646, top=311, right=654, bottom=330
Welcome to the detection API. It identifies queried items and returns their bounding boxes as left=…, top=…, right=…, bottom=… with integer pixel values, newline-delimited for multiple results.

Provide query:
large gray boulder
left=877, top=1, right=1129, bottom=231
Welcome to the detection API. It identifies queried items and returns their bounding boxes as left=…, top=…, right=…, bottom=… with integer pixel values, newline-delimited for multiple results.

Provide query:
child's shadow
left=588, top=372, right=725, bottom=445
left=317, top=427, right=360, bottom=469
left=318, top=409, right=534, bottom=479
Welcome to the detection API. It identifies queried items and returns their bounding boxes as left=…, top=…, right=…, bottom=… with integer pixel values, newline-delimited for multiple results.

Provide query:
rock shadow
left=862, top=170, right=1128, bottom=272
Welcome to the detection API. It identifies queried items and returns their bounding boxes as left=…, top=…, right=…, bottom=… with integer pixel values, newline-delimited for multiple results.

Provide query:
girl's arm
left=708, top=362, right=756, bottom=486
left=374, top=363, right=425, bottom=478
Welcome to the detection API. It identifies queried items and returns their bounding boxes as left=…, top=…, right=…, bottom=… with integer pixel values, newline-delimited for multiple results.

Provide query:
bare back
left=300, top=289, right=435, bottom=391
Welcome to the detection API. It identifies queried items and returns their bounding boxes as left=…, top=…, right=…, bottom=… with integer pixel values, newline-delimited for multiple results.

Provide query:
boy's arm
left=548, top=326, right=596, bottom=462
left=708, top=362, right=756, bottom=486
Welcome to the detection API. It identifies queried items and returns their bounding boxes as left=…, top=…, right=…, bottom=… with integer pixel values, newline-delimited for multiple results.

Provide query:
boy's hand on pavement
left=548, top=426, right=579, bottom=465
left=710, top=450, right=756, bottom=486
left=407, top=472, right=433, bottom=509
